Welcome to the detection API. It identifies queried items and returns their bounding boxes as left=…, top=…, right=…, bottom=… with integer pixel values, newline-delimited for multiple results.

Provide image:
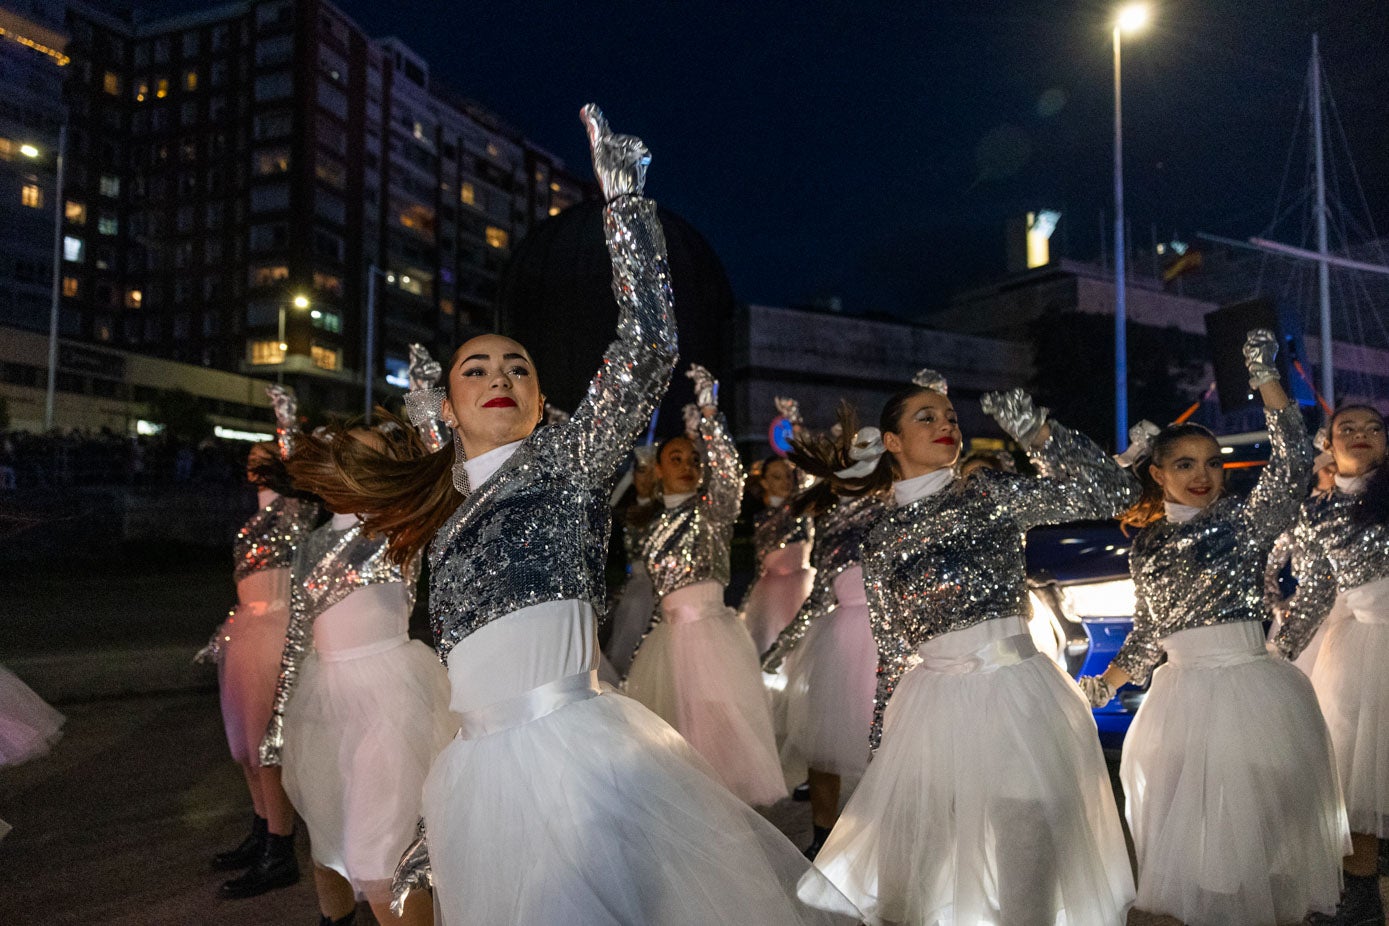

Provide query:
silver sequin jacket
left=864, top=423, right=1139, bottom=748
left=736, top=502, right=815, bottom=617
left=1112, top=405, right=1311, bottom=684
left=427, top=197, right=677, bottom=665
left=233, top=495, right=318, bottom=584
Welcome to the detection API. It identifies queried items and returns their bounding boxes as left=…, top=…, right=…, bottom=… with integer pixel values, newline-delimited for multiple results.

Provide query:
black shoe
left=792, top=782, right=810, bottom=802
left=1305, top=872, right=1384, bottom=925
left=318, top=912, right=356, bottom=926
left=212, top=814, right=267, bottom=871
left=803, top=825, right=831, bottom=861
left=219, top=831, right=299, bottom=899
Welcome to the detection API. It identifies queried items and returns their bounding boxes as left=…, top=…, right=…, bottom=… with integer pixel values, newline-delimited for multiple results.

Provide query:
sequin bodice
left=1112, top=405, right=1310, bottom=684
left=232, top=495, right=317, bottom=583
left=752, top=503, right=815, bottom=566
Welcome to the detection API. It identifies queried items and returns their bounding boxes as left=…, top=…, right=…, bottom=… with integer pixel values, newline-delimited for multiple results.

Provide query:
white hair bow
left=834, top=427, right=885, bottom=479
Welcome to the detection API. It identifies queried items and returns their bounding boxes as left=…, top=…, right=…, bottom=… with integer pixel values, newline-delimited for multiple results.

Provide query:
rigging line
left=1324, top=76, right=1387, bottom=254
left=1261, top=70, right=1311, bottom=294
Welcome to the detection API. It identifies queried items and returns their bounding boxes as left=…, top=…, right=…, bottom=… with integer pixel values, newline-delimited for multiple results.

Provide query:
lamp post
left=362, top=264, right=401, bottom=424
left=40, top=123, right=66, bottom=432
left=276, top=293, right=310, bottom=385
left=1112, top=2, right=1149, bottom=451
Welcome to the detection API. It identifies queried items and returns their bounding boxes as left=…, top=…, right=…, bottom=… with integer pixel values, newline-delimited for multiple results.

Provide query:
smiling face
left=760, top=458, right=794, bottom=503
left=881, top=391, right=961, bottom=480
left=1328, top=407, right=1387, bottom=478
left=633, top=459, right=658, bottom=499
left=441, top=334, right=544, bottom=458
left=655, top=436, right=702, bottom=495
left=1150, top=434, right=1225, bottom=508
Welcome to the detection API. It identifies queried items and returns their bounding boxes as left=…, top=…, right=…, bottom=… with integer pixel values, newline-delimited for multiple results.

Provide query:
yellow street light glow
left=292, top=294, right=310, bottom=309
left=1117, top=3, right=1150, bottom=33
left=310, top=309, right=321, bottom=319
left=20, top=143, right=39, bottom=158
left=278, top=341, right=288, bottom=351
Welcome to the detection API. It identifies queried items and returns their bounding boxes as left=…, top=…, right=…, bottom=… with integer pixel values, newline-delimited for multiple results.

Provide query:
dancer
left=1078, top=330, right=1347, bottom=924
left=289, top=106, right=858, bottom=926
left=258, top=424, right=451, bottom=926
left=739, top=397, right=817, bottom=655
left=764, top=402, right=888, bottom=859
left=603, top=445, right=658, bottom=678
left=212, top=388, right=318, bottom=899
left=624, top=366, right=787, bottom=806
left=802, top=373, right=1136, bottom=926
left=1274, top=402, right=1389, bottom=926
left=0, top=662, right=65, bottom=840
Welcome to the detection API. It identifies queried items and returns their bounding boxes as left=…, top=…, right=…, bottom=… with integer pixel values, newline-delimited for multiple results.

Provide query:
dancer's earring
left=451, top=429, right=470, bottom=495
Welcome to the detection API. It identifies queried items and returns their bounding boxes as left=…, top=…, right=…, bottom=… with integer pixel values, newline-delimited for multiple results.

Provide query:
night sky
left=330, top=0, right=1389, bottom=319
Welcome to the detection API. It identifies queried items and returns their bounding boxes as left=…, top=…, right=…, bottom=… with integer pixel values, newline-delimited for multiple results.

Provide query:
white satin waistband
left=455, top=670, right=600, bottom=740
left=315, top=632, right=409, bottom=663
left=661, top=580, right=725, bottom=625
left=234, top=599, right=288, bottom=618
left=1164, top=621, right=1266, bottom=668
left=1343, top=577, right=1389, bottom=624
left=917, top=617, right=1036, bottom=674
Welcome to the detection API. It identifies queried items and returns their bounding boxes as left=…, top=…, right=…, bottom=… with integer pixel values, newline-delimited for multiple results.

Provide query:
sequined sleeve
left=1108, top=557, right=1163, bottom=685
left=1264, top=530, right=1295, bottom=612
left=868, top=598, right=913, bottom=752
left=764, top=571, right=835, bottom=668
left=258, top=549, right=312, bottom=767
left=1237, top=405, right=1312, bottom=546
left=1014, top=422, right=1141, bottom=529
left=1272, top=514, right=1338, bottom=659
left=547, top=196, right=677, bottom=486
left=696, top=411, right=745, bottom=530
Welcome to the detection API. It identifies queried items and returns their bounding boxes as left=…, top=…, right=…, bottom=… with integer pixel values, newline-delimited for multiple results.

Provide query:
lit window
left=98, top=215, right=118, bottom=235
left=65, top=200, right=86, bottom=224
left=62, top=276, right=78, bottom=297
left=311, top=343, right=340, bottom=371
left=248, top=264, right=290, bottom=286
left=311, top=310, right=342, bottom=333
left=485, top=226, right=509, bottom=250
left=398, top=204, right=435, bottom=232
left=156, top=77, right=170, bottom=99
left=103, top=71, right=121, bottom=95
left=21, top=183, right=42, bottom=208
left=460, top=182, right=475, bottom=206
left=548, top=205, right=560, bottom=216
left=126, top=289, right=143, bottom=308
left=184, top=69, right=198, bottom=91
left=440, top=298, right=455, bottom=316
left=313, top=271, right=342, bottom=295
left=248, top=339, right=286, bottom=365
left=134, top=80, right=148, bottom=103
left=63, top=236, right=83, bottom=262
left=99, top=175, right=120, bottom=197
left=254, top=148, right=291, bottom=175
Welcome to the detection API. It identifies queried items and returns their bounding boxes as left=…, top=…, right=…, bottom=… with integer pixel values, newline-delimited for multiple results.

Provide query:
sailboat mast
left=1310, top=33, right=1334, bottom=406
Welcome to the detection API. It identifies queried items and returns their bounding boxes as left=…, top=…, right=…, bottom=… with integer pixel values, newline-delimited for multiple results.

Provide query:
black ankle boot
left=219, top=831, right=299, bottom=899
left=804, top=825, right=831, bottom=861
left=318, top=911, right=356, bottom=926
left=212, top=814, right=267, bottom=871
left=1306, top=872, right=1385, bottom=925
left=792, top=781, right=811, bottom=802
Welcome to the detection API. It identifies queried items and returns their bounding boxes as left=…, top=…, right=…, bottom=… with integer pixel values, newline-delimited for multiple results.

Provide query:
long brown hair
left=788, top=401, right=864, bottom=515
left=1119, top=422, right=1219, bottom=530
left=817, top=384, right=937, bottom=497
left=286, top=409, right=462, bottom=565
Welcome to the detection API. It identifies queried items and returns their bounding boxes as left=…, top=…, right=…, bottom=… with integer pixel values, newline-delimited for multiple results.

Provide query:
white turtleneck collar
left=257, top=488, right=277, bottom=508
left=463, top=439, right=525, bottom=491
left=893, top=468, right=955, bottom=506
left=767, top=495, right=786, bottom=509
left=663, top=490, right=696, bottom=510
left=330, top=511, right=359, bottom=531
left=1335, top=472, right=1371, bottom=495
left=1164, top=501, right=1205, bottom=523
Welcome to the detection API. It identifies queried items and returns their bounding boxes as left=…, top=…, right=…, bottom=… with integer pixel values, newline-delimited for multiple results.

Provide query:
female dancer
left=1274, top=402, right=1389, bottom=925
left=603, top=445, right=658, bottom=678
left=763, top=403, right=887, bottom=859
left=739, top=397, right=817, bottom=655
left=1079, top=330, right=1347, bottom=924
left=292, top=106, right=858, bottom=926
left=212, top=388, right=318, bottom=899
left=258, top=424, right=451, bottom=926
left=624, top=370, right=787, bottom=807
left=803, top=374, right=1136, bottom=926
left=0, top=663, right=65, bottom=840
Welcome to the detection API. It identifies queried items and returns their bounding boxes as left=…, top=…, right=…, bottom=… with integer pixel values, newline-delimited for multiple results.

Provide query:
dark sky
left=331, top=0, right=1389, bottom=319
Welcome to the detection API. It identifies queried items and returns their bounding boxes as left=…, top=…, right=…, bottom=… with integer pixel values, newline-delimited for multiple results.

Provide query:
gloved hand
left=1243, top=328, right=1280, bottom=389
left=390, top=819, right=432, bottom=916
left=1115, top=420, right=1161, bottom=468
left=258, top=713, right=284, bottom=767
left=774, top=396, right=802, bottom=426
left=582, top=104, right=651, bottom=201
left=266, top=385, right=298, bottom=460
left=407, top=342, right=442, bottom=392
left=686, top=364, right=718, bottom=410
left=1076, top=675, right=1114, bottom=708
left=981, top=388, right=1050, bottom=448
left=682, top=403, right=702, bottom=439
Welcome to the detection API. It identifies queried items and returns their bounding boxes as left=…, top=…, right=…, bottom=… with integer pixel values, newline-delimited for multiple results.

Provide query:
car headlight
left=1060, top=578, right=1135, bottom=619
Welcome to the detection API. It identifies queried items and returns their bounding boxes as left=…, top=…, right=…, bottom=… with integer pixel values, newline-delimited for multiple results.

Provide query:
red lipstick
left=483, top=397, right=517, bottom=409
left=933, top=436, right=957, bottom=445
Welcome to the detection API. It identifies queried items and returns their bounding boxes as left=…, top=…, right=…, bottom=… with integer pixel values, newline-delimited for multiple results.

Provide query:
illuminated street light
left=1117, top=3, right=1149, bottom=33
left=20, top=143, right=39, bottom=158
left=292, top=294, right=310, bottom=309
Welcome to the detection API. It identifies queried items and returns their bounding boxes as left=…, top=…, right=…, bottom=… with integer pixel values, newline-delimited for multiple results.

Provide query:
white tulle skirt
left=219, top=570, right=292, bottom=767
left=781, top=568, right=877, bottom=780
left=281, top=639, right=453, bottom=903
left=804, top=617, right=1134, bottom=926
left=1121, top=621, right=1348, bottom=924
left=625, top=581, right=787, bottom=806
left=0, top=663, right=64, bottom=767
left=604, top=564, right=655, bottom=678
left=1311, top=577, right=1389, bottom=837
left=742, top=545, right=816, bottom=655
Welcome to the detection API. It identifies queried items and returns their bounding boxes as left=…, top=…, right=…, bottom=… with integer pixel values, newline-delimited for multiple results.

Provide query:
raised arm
left=1236, top=331, right=1313, bottom=545
left=1271, top=515, right=1338, bottom=659
left=402, top=343, right=449, bottom=453
left=552, top=106, right=678, bottom=485
left=763, top=570, right=836, bottom=670
left=686, top=364, right=745, bottom=528
left=258, top=553, right=313, bottom=767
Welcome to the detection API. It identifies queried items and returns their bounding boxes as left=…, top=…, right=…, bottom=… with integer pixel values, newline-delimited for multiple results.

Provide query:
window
left=313, top=228, right=343, bottom=261
left=103, top=71, right=121, bottom=95
left=314, top=157, right=346, bottom=189
left=205, top=201, right=225, bottom=229
left=63, top=236, right=83, bottom=262
left=99, top=175, right=120, bottom=197
left=248, top=223, right=288, bottom=251
left=182, top=31, right=200, bottom=58
left=183, top=69, right=198, bottom=91
left=205, top=239, right=223, bottom=264
left=250, top=184, right=290, bottom=212
left=181, top=102, right=198, bottom=126
left=210, top=60, right=229, bottom=87
left=155, top=77, right=170, bottom=99
left=485, top=226, right=509, bottom=249
left=253, top=147, right=290, bottom=175
left=317, top=79, right=348, bottom=120
left=311, top=343, right=341, bottom=371
left=254, top=72, right=293, bottom=101
left=315, top=190, right=346, bottom=224
left=21, top=183, right=41, bottom=208
left=65, top=201, right=86, bottom=224
left=202, top=310, right=219, bottom=337
left=249, top=263, right=289, bottom=286
left=253, top=111, right=292, bottom=140
left=255, top=1, right=293, bottom=30
left=176, top=205, right=196, bottom=232
left=313, top=271, right=342, bottom=295
left=460, top=182, right=476, bottom=206
left=256, top=34, right=293, bottom=67
left=173, top=314, right=192, bottom=340
left=248, top=339, right=285, bottom=365
left=315, top=120, right=346, bottom=156
left=211, top=25, right=229, bottom=52
left=153, top=37, right=170, bottom=63
left=98, top=215, right=118, bottom=235
left=311, top=310, right=342, bottom=333
left=62, top=276, right=78, bottom=297
left=125, top=289, right=142, bottom=308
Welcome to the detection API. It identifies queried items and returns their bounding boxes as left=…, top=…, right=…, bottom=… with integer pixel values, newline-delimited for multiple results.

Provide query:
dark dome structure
left=496, top=200, right=736, bottom=441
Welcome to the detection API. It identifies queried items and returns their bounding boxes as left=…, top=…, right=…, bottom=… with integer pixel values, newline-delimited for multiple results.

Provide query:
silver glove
left=1243, top=328, right=1280, bottom=389
left=390, top=819, right=432, bottom=916
left=686, top=364, right=718, bottom=410
left=582, top=104, right=651, bottom=201
left=407, top=342, right=443, bottom=392
left=266, top=384, right=298, bottom=460
left=1077, top=675, right=1114, bottom=708
left=911, top=368, right=949, bottom=395
left=682, top=403, right=702, bottom=439
left=774, top=396, right=803, bottom=426
left=1114, top=419, right=1161, bottom=468
left=634, top=444, right=657, bottom=468
left=545, top=403, right=571, bottom=426
left=1312, top=425, right=1329, bottom=451
left=981, top=388, right=1050, bottom=448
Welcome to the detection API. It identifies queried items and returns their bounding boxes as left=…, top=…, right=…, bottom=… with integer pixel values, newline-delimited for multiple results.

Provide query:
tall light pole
left=41, top=123, right=66, bottom=432
left=364, top=264, right=392, bottom=423
left=1112, top=3, right=1149, bottom=451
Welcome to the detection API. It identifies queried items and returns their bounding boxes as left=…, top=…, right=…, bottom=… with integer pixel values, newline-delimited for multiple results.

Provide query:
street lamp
left=363, top=264, right=393, bottom=423
left=1112, top=2, right=1149, bottom=451
left=276, top=293, right=310, bottom=385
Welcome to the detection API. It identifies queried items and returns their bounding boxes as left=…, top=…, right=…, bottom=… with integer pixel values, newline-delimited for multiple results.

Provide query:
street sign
left=768, top=415, right=794, bottom=457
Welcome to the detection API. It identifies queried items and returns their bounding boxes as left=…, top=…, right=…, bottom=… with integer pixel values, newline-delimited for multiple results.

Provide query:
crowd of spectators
left=0, top=429, right=249, bottom=491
